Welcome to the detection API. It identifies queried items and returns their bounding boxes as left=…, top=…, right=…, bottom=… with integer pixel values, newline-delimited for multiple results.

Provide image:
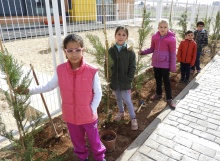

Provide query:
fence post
left=61, top=0, right=67, bottom=37
left=155, top=0, right=162, bottom=32
left=45, top=0, right=62, bottom=110
left=52, top=0, right=64, bottom=64
left=116, top=3, right=119, bottom=24
left=127, top=3, right=130, bottom=25
left=189, top=2, right=196, bottom=30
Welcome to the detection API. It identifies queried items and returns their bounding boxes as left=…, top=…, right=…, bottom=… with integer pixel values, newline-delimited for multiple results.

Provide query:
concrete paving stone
left=184, top=96, right=199, bottom=101
left=156, top=135, right=175, bottom=148
left=154, top=129, right=175, bottom=140
left=181, top=155, right=198, bottom=161
left=129, top=152, right=153, bottom=161
left=211, top=92, right=220, bottom=97
left=192, top=129, right=216, bottom=141
left=215, top=137, right=220, bottom=145
left=144, top=139, right=160, bottom=149
left=192, top=101, right=205, bottom=107
left=167, top=115, right=178, bottom=121
left=157, top=123, right=180, bottom=135
left=197, top=137, right=220, bottom=152
left=148, top=133, right=158, bottom=141
left=199, top=154, right=218, bottom=161
left=176, top=108, right=190, bottom=115
left=188, top=108, right=202, bottom=114
left=213, top=111, right=220, bottom=117
left=177, top=118, right=190, bottom=125
left=173, top=136, right=193, bottom=148
left=208, top=99, right=220, bottom=104
left=214, top=151, right=220, bottom=160
left=204, top=104, right=220, bottom=112
left=177, top=123, right=193, bottom=133
left=189, top=122, right=207, bottom=132
left=206, top=95, right=219, bottom=100
left=197, top=119, right=218, bottom=130
left=200, top=90, right=212, bottom=95
left=169, top=111, right=184, bottom=118
left=183, top=115, right=198, bottom=123
left=201, top=111, right=220, bottom=120
left=189, top=112, right=207, bottom=120
left=138, top=145, right=152, bottom=155
left=192, top=143, right=216, bottom=157
left=173, top=143, right=200, bottom=159
left=199, top=99, right=215, bottom=106
left=177, top=105, right=189, bottom=110
left=157, top=144, right=183, bottom=160
left=168, top=158, right=176, bottom=161
left=146, top=149, right=169, bottom=161
left=164, top=119, right=179, bottom=127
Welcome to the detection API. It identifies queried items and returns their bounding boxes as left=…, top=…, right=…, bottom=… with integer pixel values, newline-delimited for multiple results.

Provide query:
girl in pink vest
left=139, top=20, right=176, bottom=110
left=28, top=34, right=106, bottom=161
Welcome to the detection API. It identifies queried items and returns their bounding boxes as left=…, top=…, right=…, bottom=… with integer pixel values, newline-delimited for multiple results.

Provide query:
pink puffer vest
left=57, top=59, right=98, bottom=125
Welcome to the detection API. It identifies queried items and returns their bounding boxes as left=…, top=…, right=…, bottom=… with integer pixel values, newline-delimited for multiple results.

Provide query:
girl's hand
left=138, top=50, right=142, bottom=55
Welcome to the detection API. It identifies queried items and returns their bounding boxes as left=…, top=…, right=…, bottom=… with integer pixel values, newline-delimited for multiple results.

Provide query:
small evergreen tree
left=86, top=0, right=113, bottom=115
left=0, top=48, right=42, bottom=160
left=134, top=2, right=152, bottom=91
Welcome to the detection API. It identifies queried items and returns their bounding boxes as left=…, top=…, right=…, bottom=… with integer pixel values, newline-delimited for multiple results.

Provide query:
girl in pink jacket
left=28, top=34, right=106, bottom=161
left=140, top=20, right=176, bottom=109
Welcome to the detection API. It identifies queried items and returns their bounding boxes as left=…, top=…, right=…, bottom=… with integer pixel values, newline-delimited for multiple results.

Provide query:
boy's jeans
left=180, top=62, right=190, bottom=80
left=191, top=52, right=201, bottom=71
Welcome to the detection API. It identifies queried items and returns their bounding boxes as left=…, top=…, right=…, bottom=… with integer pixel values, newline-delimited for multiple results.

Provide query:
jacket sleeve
left=127, top=50, right=136, bottom=82
left=169, top=38, right=177, bottom=72
left=191, top=43, right=197, bottom=66
left=201, top=31, right=208, bottom=47
left=141, top=37, right=155, bottom=55
left=177, top=42, right=183, bottom=63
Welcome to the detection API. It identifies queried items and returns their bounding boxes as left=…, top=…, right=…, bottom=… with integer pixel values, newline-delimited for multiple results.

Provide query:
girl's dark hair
left=196, top=21, right=205, bottom=27
left=115, top=26, right=129, bottom=36
left=185, top=30, right=193, bottom=35
left=63, top=34, right=84, bottom=49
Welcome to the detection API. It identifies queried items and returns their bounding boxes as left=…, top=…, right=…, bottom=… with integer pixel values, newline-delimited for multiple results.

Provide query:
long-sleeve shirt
left=29, top=72, right=102, bottom=113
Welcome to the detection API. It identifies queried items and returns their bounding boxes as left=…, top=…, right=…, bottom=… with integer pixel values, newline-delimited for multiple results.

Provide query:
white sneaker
left=114, top=112, right=124, bottom=121
left=131, top=118, right=138, bottom=130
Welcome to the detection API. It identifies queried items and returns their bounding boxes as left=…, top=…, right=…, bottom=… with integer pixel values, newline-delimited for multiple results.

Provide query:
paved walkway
left=117, top=54, right=220, bottom=161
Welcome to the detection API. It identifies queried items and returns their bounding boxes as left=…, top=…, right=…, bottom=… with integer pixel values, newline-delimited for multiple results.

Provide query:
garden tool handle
left=137, top=103, right=144, bottom=113
left=30, top=64, right=59, bottom=138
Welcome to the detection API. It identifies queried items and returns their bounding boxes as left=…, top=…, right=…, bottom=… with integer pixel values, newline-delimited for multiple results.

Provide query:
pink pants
left=67, top=120, right=106, bottom=161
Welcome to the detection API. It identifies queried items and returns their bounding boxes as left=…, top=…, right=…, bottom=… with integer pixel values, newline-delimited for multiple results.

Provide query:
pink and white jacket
left=57, top=59, right=98, bottom=125
left=141, top=31, right=176, bottom=72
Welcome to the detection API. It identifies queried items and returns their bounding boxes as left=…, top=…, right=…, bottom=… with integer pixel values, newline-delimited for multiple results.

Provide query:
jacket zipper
left=157, top=37, right=162, bottom=66
left=185, top=41, right=190, bottom=63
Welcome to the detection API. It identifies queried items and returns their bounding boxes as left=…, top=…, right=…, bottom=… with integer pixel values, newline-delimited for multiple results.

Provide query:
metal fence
left=0, top=0, right=219, bottom=147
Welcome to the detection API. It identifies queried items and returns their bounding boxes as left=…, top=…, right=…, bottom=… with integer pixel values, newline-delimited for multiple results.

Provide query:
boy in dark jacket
left=191, top=21, right=208, bottom=74
left=177, top=30, right=197, bottom=83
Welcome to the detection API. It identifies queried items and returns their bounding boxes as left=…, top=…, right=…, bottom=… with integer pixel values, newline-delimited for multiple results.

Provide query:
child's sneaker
left=114, top=112, right=124, bottom=121
left=131, top=118, right=138, bottom=130
left=167, top=99, right=176, bottom=110
left=150, top=94, right=162, bottom=100
left=197, top=70, right=201, bottom=73
left=190, top=70, right=195, bottom=74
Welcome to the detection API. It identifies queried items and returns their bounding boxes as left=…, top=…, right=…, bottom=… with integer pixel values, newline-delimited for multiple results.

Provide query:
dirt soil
left=0, top=52, right=213, bottom=161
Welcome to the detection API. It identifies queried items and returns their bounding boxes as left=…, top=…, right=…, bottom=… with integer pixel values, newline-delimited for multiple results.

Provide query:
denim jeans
left=180, top=62, right=190, bottom=80
left=191, top=52, right=201, bottom=71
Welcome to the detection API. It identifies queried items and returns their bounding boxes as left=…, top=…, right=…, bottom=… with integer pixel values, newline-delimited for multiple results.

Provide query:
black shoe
left=184, top=79, right=189, bottom=84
